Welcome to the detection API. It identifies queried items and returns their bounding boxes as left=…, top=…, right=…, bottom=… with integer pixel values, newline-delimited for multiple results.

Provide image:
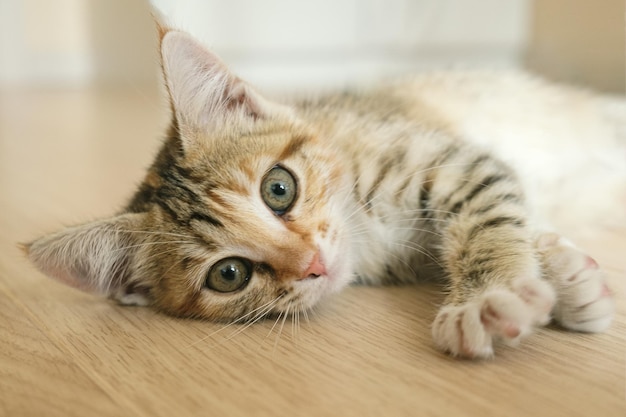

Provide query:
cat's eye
left=261, top=166, right=297, bottom=215
left=205, top=258, right=252, bottom=293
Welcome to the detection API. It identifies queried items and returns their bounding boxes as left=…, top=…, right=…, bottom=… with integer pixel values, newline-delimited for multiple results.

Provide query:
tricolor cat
left=25, top=26, right=624, bottom=358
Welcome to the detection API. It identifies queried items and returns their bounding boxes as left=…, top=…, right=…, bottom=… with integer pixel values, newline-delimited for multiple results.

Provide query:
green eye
left=205, top=258, right=251, bottom=293
left=261, top=166, right=297, bottom=215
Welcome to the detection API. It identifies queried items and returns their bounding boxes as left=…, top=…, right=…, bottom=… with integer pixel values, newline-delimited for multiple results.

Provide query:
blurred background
left=0, top=0, right=624, bottom=94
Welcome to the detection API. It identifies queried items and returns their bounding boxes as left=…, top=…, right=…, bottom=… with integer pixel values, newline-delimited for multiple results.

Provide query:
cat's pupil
left=221, top=265, right=237, bottom=281
left=271, top=182, right=287, bottom=196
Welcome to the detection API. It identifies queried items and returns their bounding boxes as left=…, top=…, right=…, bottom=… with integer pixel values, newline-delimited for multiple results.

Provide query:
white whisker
left=188, top=295, right=283, bottom=347
left=273, top=304, right=290, bottom=353
left=265, top=310, right=284, bottom=343
left=391, top=240, right=444, bottom=269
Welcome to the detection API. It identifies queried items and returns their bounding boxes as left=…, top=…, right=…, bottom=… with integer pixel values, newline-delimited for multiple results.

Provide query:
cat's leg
left=535, top=232, right=614, bottom=332
left=426, top=150, right=557, bottom=358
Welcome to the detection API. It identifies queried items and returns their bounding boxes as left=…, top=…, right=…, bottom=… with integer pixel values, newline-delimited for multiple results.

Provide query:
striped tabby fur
left=26, top=28, right=623, bottom=358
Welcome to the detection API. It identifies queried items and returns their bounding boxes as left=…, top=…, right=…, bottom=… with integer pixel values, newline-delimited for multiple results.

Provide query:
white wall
left=0, top=0, right=531, bottom=89
left=152, top=0, right=531, bottom=91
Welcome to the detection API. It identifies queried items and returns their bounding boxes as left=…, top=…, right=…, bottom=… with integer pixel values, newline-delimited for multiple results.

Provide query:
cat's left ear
left=23, top=213, right=152, bottom=307
left=160, top=30, right=291, bottom=132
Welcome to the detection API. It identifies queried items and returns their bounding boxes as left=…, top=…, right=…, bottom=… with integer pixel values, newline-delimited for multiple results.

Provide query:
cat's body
left=26, top=28, right=623, bottom=358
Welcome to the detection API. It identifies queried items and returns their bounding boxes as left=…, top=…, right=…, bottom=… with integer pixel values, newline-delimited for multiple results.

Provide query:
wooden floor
left=0, top=86, right=624, bottom=417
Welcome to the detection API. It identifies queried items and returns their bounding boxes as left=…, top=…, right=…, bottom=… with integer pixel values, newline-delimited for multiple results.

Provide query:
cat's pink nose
left=302, top=252, right=326, bottom=279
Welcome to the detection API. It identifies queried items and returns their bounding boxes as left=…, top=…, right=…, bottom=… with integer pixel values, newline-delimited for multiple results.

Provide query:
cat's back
left=393, top=71, right=626, bottom=226
left=391, top=70, right=625, bottom=147
left=303, top=70, right=624, bottom=143
left=295, top=71, right=626, bottom=226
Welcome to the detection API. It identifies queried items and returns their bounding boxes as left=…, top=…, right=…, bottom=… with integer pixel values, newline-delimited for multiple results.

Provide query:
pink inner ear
left=25, top=214, right=146, bottom=297
left=41, top=262, right=100, bottom=293
left=161, top=30, right=279, bottom=130
left=226, top=81, right=261, bottom=119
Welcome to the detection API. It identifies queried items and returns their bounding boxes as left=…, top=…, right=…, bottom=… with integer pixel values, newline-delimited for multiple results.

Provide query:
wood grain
left=0, top=87, right=624, bottom=417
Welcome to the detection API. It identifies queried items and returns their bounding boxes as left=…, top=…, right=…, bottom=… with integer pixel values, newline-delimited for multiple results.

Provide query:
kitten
left=25, top=27, right=623, bottom=358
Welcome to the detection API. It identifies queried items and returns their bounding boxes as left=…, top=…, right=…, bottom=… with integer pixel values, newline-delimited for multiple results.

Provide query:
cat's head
left=25, top=29, right=354, bottom=321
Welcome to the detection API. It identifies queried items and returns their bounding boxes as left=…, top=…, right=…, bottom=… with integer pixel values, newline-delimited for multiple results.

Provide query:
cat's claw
left=432, top=277, right=555, bottom=359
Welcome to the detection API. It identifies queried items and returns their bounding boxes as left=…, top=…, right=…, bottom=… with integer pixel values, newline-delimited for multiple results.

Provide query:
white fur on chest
left=347, top=201, right=438, bottom=285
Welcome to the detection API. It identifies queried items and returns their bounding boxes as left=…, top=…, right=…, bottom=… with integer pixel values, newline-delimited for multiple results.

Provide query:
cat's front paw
left=554, top=265, right=613, bottom=332
left=537, top=234, right=614, bottom=332
left=432, top=278, right=555, bottom=359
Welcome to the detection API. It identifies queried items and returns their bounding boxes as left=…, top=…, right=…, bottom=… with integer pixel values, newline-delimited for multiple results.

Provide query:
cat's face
left=141, top=120, right=354, bottom=321
left=25, top=29, right=355, bottom=322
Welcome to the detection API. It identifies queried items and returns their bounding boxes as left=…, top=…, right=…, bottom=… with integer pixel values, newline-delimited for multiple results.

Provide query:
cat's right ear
left=23, top=213, right=152, bottom=306
left=159, top=30, right=290, bottom=134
